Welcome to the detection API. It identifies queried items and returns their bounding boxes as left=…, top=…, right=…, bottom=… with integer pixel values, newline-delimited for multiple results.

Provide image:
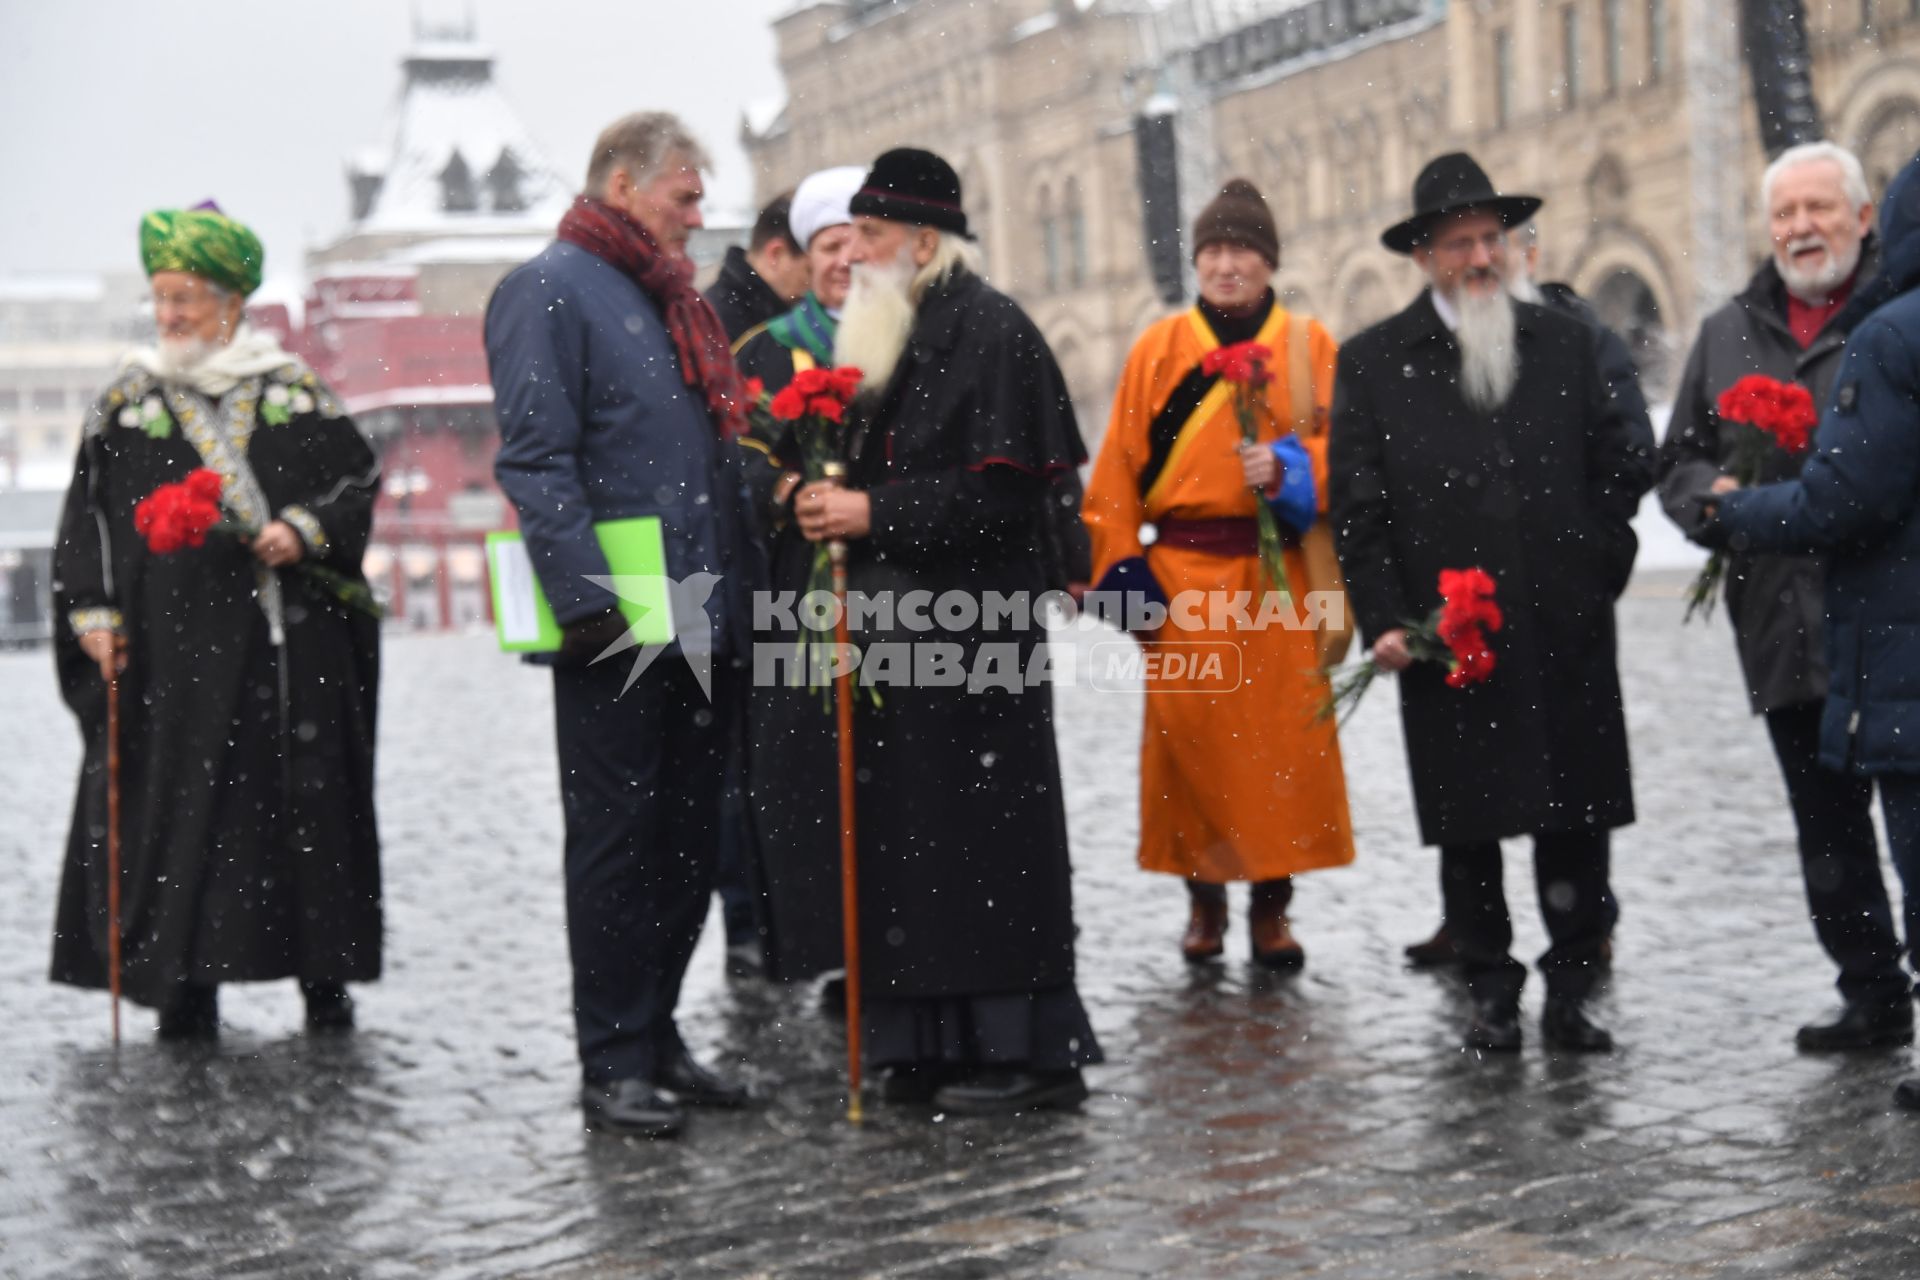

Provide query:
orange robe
left=1082, top=305, right=1356, bottom=883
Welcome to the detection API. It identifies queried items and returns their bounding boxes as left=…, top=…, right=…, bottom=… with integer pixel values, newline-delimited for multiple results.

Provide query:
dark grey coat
left=1657, top=242, right=1879, bottom=714
left=1330, top=292, right=1651, bottom=847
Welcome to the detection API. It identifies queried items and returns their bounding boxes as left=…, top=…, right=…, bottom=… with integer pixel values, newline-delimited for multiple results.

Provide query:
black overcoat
left=49, top=362, right=382, bottom=1008
left=824, top=269, right=1087, bottom=999
left=1329, top=292, right=1649, bottom=847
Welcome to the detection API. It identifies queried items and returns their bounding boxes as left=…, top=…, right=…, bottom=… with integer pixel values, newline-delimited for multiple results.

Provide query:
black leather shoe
left=1541, top=999, right=1614, bottom=1053
left=157, top=984, right=219, bottom=1040
left=1795, top=1000, right=1914, bottom=1052
left=1895, top=1076, right=1920, bottom=1111
left=878, top=1065, right=943, bottom=1104
left=819, top=974, right=847, bottom=1019
left=931, top=1069, right=1090, bottom=1115
left=655, top=1049, right=751, bottom=1108
left=581, top=1079, right=684, bottom=1138
left=1405, top=925, right=1463, bottom=970
left=300, top=981, right=355, bottom=1032
left=1464, top=1000, right=1522, bottom=1052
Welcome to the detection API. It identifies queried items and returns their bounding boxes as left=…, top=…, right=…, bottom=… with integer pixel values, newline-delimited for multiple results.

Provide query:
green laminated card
left=486, top=518, right=676, bottom=653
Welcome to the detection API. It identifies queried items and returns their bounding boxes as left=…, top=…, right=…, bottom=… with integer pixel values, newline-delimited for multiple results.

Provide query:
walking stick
left=823, top=459, right=863, bottom=1123
left=106, top=665, right=122, bottom=1049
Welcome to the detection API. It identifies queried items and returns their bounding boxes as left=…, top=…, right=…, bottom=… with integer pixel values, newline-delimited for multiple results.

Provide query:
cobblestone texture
left=3, top=574, right=1918, bottom=1279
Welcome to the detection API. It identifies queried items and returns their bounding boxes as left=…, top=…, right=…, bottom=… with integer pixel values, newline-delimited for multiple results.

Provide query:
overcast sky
left=0, top=0, right=794, bottom=281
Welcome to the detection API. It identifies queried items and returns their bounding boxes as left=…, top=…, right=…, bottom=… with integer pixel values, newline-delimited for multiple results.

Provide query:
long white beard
left=1453, top=285, right=1520, bottom=413
left=1777, top=234, right=1862, bottom=301
left=834, top=247, right=917, bottom=393
left=156, top=334, right=218, bottom=376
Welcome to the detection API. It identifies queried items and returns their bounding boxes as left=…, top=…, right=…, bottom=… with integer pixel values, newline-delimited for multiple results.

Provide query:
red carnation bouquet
left=1202, top=339, right=1291, bottom=599
left=1683, top=374, right=1819, bottom=623
left=1318, top=567, right=1502, bottom=724
left=134, top=468, right=382, bottom=618
left=745, top=366, right=870, bottom=697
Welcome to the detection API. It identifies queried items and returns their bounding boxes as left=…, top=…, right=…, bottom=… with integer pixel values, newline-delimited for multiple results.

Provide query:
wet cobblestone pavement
left=4, top=576, right=1919, bottom=1279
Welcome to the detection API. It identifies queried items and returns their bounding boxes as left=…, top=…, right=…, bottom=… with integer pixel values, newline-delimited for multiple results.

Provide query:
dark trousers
left=1186, top=879, right=1292, bottom=911
left=1869, top=773, right=1920, bottom=995
left=1441, top=830, right=1612, bottom=1005
left=553, top=656, right=735, bottom=1084
left=714, top=734, right=758, bottom=948
left=1765, top=702, right=1908, bottom=1006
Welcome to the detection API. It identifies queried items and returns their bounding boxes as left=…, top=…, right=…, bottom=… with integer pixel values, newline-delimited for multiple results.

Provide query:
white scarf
left=121, top=323, right=297, bottom=399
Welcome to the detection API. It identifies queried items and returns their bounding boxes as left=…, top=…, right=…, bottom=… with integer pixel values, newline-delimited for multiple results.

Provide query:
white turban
left=789, top=166, right=866, bottom=250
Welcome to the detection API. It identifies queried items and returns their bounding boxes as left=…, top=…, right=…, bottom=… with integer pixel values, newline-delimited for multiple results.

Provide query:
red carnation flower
left=133, top=467, right=225, bottom=554
left=1715, top=374, right=1817, bottom=454
left=1202, top=340, right=1274, bottom=388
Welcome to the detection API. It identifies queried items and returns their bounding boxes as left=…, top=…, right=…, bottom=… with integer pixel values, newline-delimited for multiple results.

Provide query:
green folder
left=486, top=518, right=675, bottom=653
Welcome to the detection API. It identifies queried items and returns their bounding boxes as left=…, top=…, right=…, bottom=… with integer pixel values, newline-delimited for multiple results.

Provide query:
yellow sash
left=1143, top=305, right=1290, bottom=512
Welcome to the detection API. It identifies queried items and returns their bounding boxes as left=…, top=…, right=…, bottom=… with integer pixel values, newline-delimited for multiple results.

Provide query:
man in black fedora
left=1329, top=152, right=1652, bottom=1053
left=781, top=147, right=1102, bottom=1113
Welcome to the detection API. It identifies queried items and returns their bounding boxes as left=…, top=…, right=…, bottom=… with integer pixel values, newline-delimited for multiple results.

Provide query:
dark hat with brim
left=1381, top=152, right=1542, bottom=255
left=849, top=147, right=969, bottom=238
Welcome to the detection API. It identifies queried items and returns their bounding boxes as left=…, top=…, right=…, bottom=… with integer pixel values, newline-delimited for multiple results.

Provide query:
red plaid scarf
left=556, top=196, right=746, bottom=438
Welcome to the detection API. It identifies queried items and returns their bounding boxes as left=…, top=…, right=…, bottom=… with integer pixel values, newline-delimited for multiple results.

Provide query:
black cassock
left=750, top=270, right=1101, bottom=1069
left=1330, top=292, right=1651, bottom=847
left=50, top=363, right=382, bottom=1009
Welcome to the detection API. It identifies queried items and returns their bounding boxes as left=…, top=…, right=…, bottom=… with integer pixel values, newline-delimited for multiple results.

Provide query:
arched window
left=440, top=150, right=478, bottom=214
left=487, top=150, right=527, bottom=214
left=1038, top=185, right=1060, bottom=294
left=1064, top=177, right=1088, bottom=289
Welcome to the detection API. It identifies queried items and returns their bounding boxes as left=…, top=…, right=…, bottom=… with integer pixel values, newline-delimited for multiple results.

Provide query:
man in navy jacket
left=1708, top=150, right=1920, bottom=1113
left=486, top=111, right=756, bottom=1139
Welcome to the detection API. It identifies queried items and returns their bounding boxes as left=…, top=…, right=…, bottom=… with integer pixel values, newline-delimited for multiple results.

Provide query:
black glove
left=555, top=608, right=631, bottom=668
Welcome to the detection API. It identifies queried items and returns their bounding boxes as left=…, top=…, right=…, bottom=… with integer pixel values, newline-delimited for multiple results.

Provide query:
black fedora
left=1381, top=152, right=1542, bottom=255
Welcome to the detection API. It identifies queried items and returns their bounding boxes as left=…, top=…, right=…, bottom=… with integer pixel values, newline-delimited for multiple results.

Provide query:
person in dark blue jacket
left=486, top=111, right=758, bottom=1139
left=1708, top=150, right=1920, bottom=1113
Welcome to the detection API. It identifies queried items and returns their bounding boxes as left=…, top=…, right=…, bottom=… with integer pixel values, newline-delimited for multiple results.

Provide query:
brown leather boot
left=1181, top=895, right=1227, bottom=962
left=1250, top=880, right=1304, bottom=969
left=1404, top=923, right=1463, bottom=969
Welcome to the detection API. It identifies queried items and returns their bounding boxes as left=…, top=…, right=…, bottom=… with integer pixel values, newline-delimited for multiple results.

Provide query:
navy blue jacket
left=486, top=240, right=751, bottom=651
left=1715, top=153, right=1920, bottom=774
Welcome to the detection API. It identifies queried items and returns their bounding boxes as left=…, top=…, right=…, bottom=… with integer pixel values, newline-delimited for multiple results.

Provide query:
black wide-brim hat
left=849, top=147, right=970, bottom=238
left=1381, top=151, right=1542, bottom=255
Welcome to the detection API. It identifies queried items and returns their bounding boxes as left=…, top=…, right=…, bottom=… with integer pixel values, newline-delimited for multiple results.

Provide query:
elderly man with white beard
left=786, top=147, right=1102, bottom=1114
left=1400, top=219, right=1656, bottom=973
left=1330, top=153, right=1651, bottom=1054
left=1659, top=141, right=1911, bottom=1054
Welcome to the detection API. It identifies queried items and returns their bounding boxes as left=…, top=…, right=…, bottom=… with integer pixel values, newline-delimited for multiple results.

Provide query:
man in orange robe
left=1082, top=179, right=1355, bottom=967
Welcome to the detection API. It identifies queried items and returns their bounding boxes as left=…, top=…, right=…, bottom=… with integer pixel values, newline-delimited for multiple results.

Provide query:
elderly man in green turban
left=50, top=204, right=386, bottom=1040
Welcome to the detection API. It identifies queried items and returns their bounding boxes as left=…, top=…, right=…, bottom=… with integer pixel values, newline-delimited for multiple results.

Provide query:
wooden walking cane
left=822, top=459, right=863, bottom=1123
left=106, top=664, right=123, bottom=1049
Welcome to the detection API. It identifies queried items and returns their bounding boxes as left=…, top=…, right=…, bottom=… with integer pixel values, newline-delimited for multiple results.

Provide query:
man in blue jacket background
left=485, top=111, right=757, bottom=1139
left=1708, top=149, right=1920, bottom=1113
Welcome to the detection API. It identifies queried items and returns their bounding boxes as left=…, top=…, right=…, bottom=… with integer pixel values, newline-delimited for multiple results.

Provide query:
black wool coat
left=1330, top=292, right=1651, bottom=847
left=833, top=269, right=1088, bottom=999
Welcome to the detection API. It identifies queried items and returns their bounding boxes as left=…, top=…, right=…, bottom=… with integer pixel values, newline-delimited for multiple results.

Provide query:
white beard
left=156, top=334, right=218, bottom=377
left=1777, top=234, right=1862, bottom=302
left=833, top=246, right=917, bottom=393
left=1452, top=284, right=1520, bottom=413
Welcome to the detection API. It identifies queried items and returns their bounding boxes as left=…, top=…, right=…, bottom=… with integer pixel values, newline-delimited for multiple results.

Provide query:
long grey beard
left=834, top=250, right=917, bottom=393
left=1454, top=286, right=1520, bottom=413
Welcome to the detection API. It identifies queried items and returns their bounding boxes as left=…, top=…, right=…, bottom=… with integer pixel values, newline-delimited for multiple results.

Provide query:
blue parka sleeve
left=486, top=269, right=617, bottom=624
left=1714, top=317, right=1920, bottom=555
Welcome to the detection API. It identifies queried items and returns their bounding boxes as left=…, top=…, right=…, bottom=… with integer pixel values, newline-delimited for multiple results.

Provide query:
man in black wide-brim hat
left=1329, top=152, right=1654, bottom=1054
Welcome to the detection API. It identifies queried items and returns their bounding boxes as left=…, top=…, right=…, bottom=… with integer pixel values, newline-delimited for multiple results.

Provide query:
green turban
left=139, top=207, right=264, bottom=297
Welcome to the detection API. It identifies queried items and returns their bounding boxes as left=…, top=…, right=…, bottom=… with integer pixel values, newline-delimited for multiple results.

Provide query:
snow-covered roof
left=743, top=96, right=788, bottom=140
left=348, top=37, right=570, bottom=237
left=0, top=275, right=106, bottom=303
left=392, top=235, right=551, bottom=265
